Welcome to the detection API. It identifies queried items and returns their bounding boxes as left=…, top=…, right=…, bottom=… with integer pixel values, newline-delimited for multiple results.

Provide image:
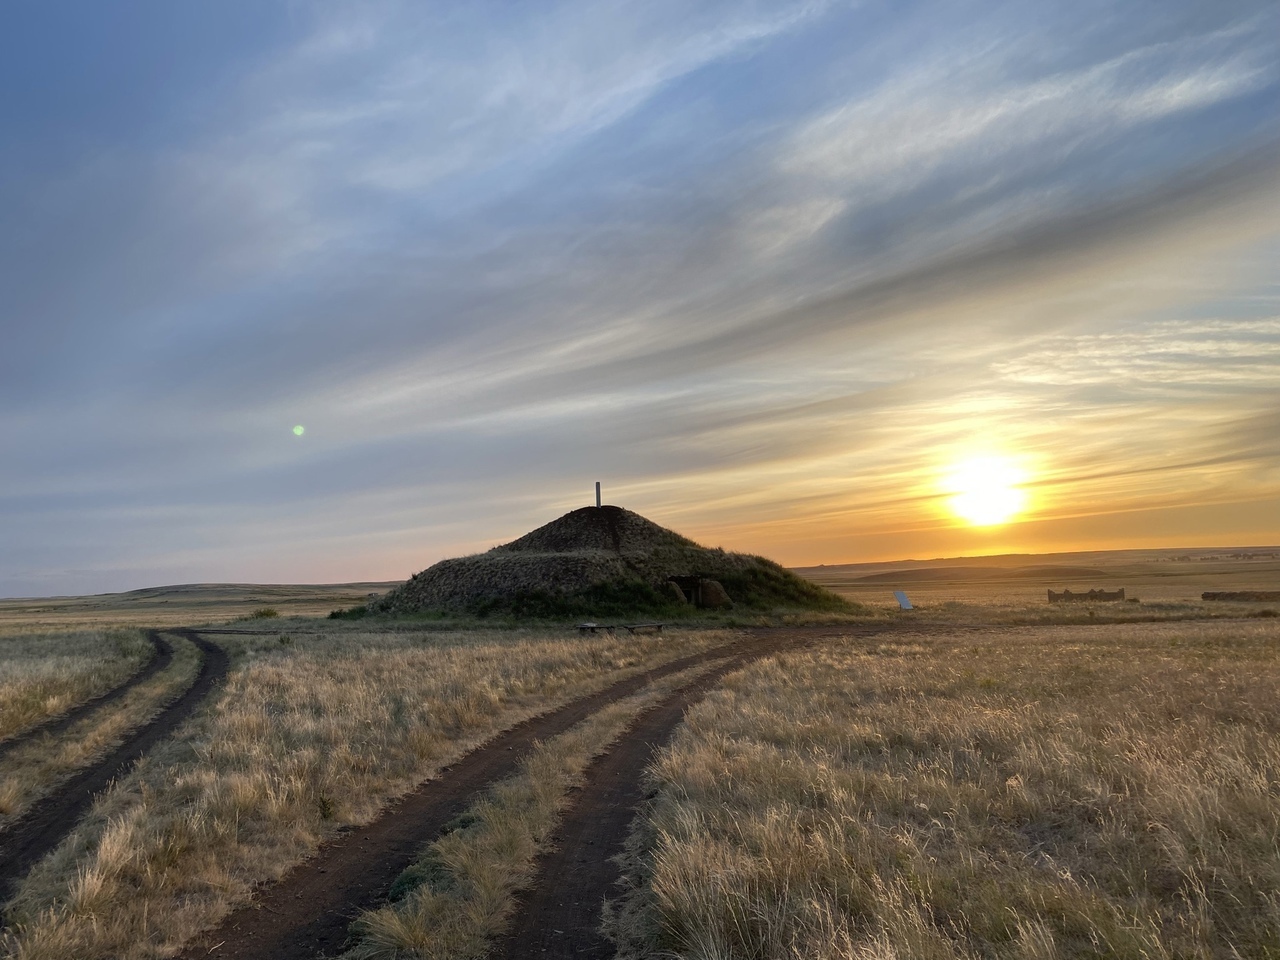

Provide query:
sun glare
left=944, top=454, right=1029, bottom=527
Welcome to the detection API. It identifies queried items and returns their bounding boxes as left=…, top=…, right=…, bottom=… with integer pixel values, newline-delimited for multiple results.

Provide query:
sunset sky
left=3, top=1, right=1279, bottom=597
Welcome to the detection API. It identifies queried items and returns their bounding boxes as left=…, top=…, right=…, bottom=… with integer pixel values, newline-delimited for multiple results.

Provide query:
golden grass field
left=1, top=620, right=732, bottom=959
left=0, top=628, right=152, bottom=743
left=0, top=582, right=399, bottom=632
left=610, top=618, right=1280, bottom=959
left=0, top=632, right=200, bottom=822
left=796, top=547, right=1280, bottom=616
left=1, top=552, right=1277, bottom=959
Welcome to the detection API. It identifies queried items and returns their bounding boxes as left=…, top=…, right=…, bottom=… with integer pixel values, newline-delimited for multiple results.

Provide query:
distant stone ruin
left=1048, top=588, right=1125, bottom=603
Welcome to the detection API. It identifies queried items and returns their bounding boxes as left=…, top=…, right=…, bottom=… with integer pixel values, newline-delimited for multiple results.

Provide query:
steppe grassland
left=824, top=586, right=1264, bottom=628
left=348, top=659, right=724, bottom=960
left=0, top=583, right=400, bottom=632
left=615, top=619, right=1280, bottom=959
left=2, top=623, right=734, bottom=960
left=0, top=628, right=151, bottom=743
left=0, top=633, right=200, bottom=820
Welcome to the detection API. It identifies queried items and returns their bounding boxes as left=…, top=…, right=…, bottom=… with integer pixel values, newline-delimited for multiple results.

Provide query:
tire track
left=176, top=626, right=863, bottom=960
left=0, top=629, right=229, bottom=897
left=491, top=629, right=870, bottom=960
left=0, top=630, right=170, bottom=764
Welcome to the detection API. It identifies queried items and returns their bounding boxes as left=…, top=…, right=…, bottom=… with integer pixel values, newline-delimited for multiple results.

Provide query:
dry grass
left=0, top=633, right=200, bottom=821
left=611, top=619, right=1280, bottom=959
left=346, top=660, right=724, bottom=960
left=0, top=625, right=733, bottom=960
left=799, top=552, right=1280, bottom=614
left=0, top=629, right=152, bottom=744
left=804, top=561, right=1280, bottom=626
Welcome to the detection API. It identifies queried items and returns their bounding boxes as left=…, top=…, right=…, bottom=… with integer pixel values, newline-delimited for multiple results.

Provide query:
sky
left=2, top=0, right=1279, bottom=597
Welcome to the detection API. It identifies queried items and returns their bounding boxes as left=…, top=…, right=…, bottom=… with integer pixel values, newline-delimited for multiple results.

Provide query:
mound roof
left=369, top=504, right=848, bottom=617
left=495, top=505, right=697, bottom=555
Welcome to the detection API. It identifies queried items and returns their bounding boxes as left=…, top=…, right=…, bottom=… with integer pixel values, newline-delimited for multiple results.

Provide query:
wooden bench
left=577, top=622, right=666, bottom=635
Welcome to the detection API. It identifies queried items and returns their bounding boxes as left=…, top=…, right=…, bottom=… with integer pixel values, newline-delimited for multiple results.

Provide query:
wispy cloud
left=785, top=25, right=1270, bottom=186
left=200, top=1, right=828, bottom=230
left=1, top=0, right=1278, bottom=594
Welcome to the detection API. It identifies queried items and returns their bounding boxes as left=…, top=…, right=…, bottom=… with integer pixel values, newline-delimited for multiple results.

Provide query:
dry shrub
left=1, top=626, right=731, bottom=959
left=615, top=620, right=1280, bottom=959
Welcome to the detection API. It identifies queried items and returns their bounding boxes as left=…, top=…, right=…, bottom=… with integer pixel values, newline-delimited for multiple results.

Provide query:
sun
left=943, top=454, right=1029, bottom=527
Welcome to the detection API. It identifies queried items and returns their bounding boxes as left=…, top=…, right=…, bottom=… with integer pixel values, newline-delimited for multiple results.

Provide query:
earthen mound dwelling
left=370, top=504, right=850, bottom=617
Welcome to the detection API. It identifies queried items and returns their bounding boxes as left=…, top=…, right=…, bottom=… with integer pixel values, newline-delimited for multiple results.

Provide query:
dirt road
left=0, top=629, right=229, bottom=897
left=178, top=626, right=866, bottom=960
left=0, top=630, right=169, bottom=764
left=493, top=654, right=772, bottom=959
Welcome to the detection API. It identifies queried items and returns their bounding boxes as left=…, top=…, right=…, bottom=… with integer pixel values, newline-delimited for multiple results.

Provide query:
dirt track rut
left=494, top=661, right=757, bottom=958
left=0, top=629, right=229, bottom=897
left=495, top=627, right=871, bottom=959
left=177, top=627, right=855, bottom=960
left=0, top=631, right=170, bottom=764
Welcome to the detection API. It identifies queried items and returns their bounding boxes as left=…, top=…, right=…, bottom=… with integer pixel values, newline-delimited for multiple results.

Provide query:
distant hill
left=369, top=505, right=852, bottom=618
left=854, top=565, right=1110, bottom=583
left=0, top=581, right=401, bottom=629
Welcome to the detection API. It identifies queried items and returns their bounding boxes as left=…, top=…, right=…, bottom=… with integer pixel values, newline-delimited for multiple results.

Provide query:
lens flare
left=943, top=455, right=1029, bottom=527
left=292, top=425, right=305, bottom=437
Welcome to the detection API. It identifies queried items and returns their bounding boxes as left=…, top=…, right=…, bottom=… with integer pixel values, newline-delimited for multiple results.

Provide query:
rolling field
left=0, top=615, right=742, bottom=959
left=0, top=561, right=1276, bottom=959
left=611, top=619, right=1280, bottom=959
left=0, top=582, right=400, bottom=631
left=797, top=547, right=1280, bottom=617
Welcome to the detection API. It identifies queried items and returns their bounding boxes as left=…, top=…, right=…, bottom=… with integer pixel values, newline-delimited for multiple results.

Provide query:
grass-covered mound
left=368, top=505, right=853, bottom=618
